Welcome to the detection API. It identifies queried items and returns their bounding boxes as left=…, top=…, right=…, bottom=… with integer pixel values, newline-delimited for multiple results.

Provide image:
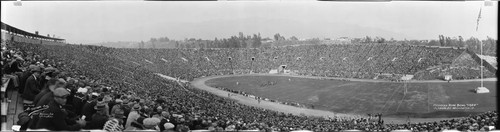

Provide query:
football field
left=206, top=75, right=496, bottom=118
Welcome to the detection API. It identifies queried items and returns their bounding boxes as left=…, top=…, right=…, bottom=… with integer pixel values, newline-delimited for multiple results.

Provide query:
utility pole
left=251, top=57, right=255, bottom=74
left=229, top=57, right=233, bottom=74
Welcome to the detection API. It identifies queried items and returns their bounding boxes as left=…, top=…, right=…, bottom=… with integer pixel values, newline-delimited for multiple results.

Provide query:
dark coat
left=122, top=105, right=131, bottom=119
left=35, top=92, right=53, bottom=107
left=33, top=89, right=50, bottom=105
left=10, top=61, right=23, bottom=73
left=22, top=75, right=41, bottom=101
left=4, top=60, right=22, bottom=74
left=35, top=101, right=82, bottom=131
left=158, top=118, right=170, bottom=131
left=86, top=112, right=110, bottom=129
left=18, top=71, right=32, bottom=94
left=26, top=105, right=50, bottom=129
left=72, top=93, right=87, bottom=115
left=81, top=100, right=97, bottom=121
left=108, top=101, right=116, bottom=114
left=38, top=75, right=48, bottom=91
left=66, top=88, right=77, bottom=108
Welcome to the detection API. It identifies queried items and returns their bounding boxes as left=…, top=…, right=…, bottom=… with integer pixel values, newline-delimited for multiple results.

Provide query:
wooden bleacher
left=1, top=77, right=10, bottom=131
left=1, top=77, right=24, bottom=131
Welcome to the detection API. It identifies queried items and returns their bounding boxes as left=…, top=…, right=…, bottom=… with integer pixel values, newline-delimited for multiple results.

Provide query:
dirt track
left=184, top=73, right=496, bottom=124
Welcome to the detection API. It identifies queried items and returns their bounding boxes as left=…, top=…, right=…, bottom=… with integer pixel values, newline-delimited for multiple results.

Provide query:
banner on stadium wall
left=269, top=69, right=278, bottom=74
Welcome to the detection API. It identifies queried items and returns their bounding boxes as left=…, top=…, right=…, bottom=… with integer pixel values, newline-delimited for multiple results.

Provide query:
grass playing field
left=206, top=75, right=496, bottom=118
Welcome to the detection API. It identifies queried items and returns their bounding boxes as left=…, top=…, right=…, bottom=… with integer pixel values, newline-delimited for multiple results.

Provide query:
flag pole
left=477, top=5, right=483, bottom=88
left=474, top=4, right=484, bottom=88
left=480, top=38, right=483, bottom=88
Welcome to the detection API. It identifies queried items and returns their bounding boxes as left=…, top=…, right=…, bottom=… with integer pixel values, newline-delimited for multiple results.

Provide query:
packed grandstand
left=1, top=23, right=498, bottom=132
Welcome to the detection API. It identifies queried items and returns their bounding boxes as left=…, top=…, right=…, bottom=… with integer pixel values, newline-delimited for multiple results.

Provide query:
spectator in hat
left=121, top=99, right=132, bottom=121
left=35, top=88, right=86, bottom=131
left=151, top=112, right=161, bottom=120
left=110, top=99, right=124, bottom=118
left=17, top=65, right=37, bottom=94
left=125, top=104, right=142, bottom=129
left=155, top=98, right=166, bottom=105
left=22, top=65, right=43, bottom=109
left=207, top=123, right=217, bottom=131
left=44, top=66, right=57, bottom=74
left=107, top=96, right=117, bottom=114
left=225, top=124, right=236, bottom=131
left=57, top=71, right=70, bottom=81
left=72, top=86, right=88, bottom=115
left=158, top=111, right=173, bottom=131
left=162, top=123, right=175, bottom=132
left=142, top=105, right=153, bottom=117
left=86, top=101, right=110, bottom=129
left=111, top=107, right=127, bottom=122
left=4, top=54, right=24, bottom=74
left=142, top=118, right=161, bottom=130
left=102, top=95, right=112, bottom=116
left=176, top=124, right=190, bottom=132
left=81, top=95, right=100, bottom=122
left=154, top=106, right=163, bottom=113
left=34, top=78, right=65, bottom=107
left=39, top=67, right=59, bottom=91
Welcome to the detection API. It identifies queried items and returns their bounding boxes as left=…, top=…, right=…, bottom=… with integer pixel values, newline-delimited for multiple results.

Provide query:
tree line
left=140, top=32, right=264, bottom=49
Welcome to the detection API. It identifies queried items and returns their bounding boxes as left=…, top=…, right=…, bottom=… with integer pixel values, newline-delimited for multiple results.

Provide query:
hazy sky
left=1, top=1, right=497, bottom=44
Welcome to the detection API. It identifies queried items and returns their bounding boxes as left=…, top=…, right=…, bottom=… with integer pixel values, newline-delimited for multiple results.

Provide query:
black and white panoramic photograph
left=1, top=1, right=498, bottom=132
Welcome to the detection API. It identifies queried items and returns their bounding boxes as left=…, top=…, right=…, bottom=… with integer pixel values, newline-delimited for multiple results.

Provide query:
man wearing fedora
left=85, top=101, right=110, bottom=129
left=81, top=92, right=100, bottom=122
left=158, top=111, right=174, bottom=132
left=35, top=88, right=86, bottom=131
left=22, top=65, right=42, bottom=110
left=72, top=86, right=89, bottom=115
left=17, top=65, right=37, bottom=94
left=125, top=104, right=142, bottom=129
left=39, top=67, right=58, bottom=90
left=34, top=78, right=66, bottom=107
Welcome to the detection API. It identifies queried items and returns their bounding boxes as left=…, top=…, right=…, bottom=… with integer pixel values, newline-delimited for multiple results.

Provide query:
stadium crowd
left=111, top=44, right=494, bottom=82
left=1, top=40, right=497, bottom=132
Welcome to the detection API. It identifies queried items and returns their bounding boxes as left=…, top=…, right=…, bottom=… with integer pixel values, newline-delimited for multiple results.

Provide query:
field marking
left=395, top=84, right=408, bottom=113
left=381, top=84, right=401, bottom=114
left=427, top=83, right=430, bottom=113
left=395, top=82, right=412, bottom=113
